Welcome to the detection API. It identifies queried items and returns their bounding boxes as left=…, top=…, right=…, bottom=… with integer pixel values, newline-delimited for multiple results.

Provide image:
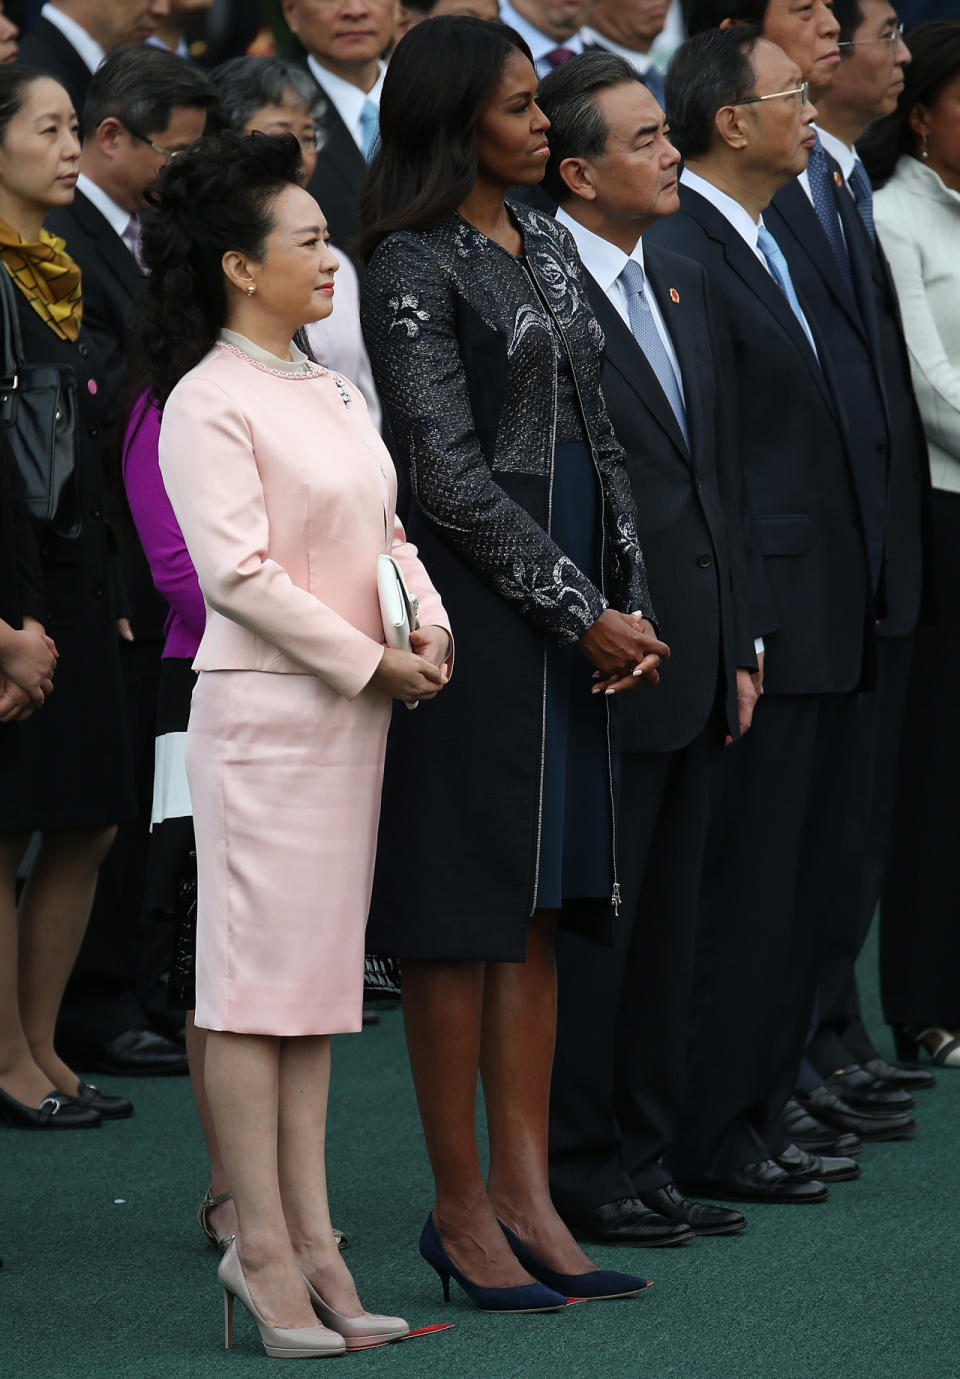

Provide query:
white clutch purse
left=377, top=553, right=421, bottom=710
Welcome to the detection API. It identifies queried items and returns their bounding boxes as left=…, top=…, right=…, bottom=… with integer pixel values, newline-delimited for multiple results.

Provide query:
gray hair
left=208, top=57, right=327, bottom=147
left=536, top=51, right=641, bottom=204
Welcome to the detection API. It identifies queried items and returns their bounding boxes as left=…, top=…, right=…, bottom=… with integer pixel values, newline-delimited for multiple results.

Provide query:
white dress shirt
left=499, top=1, right=583, bottom=77
left=76, top=172, right=136, bottom=246
left=580, top=27, right=659, bottom=80
left=307, top=56, right=385, bottom=154
left=555, top=208, right=684, bottom=402
left=40, top=2, right=104, bottom=73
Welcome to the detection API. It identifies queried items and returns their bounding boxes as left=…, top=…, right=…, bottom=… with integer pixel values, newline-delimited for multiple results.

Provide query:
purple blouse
left=122, top=393, right=206, bottom=659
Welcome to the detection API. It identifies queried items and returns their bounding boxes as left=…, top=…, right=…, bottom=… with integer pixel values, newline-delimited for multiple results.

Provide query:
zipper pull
left=611, top=882, right=621, bottom=916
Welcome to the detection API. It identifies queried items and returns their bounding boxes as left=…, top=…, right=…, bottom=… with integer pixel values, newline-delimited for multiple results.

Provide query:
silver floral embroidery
left=387, top=292, right=431, bottom=338
left=616, top=513, right=641, bottom=561
left=509, top=555, right=595, bottom=626
left=508, top=302, right=549, bottom=358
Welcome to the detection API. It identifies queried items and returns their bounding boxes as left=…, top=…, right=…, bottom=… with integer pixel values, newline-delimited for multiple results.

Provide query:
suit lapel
left=644, top=247, right=706, bottom=461
left=72, top=191, right=141, bottom=298
left=679, top=186, right=838, bottom=421
left=586, top=274, right=690, bottom=461
left=309, top=73, right=367, bottom=186
left=769, top=179, right=866, bottom=341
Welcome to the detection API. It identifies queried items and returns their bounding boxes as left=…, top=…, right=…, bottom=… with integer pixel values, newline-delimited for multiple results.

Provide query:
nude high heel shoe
left=302, top=1276, right=410, bottom=1350
left=218, top=1240, right=346, bottom=1358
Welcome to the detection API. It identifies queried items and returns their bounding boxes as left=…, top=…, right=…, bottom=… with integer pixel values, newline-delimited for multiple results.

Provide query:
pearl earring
left=247, top=284, right=256, bottom=296
left=921, top=133, right=929, bottom=161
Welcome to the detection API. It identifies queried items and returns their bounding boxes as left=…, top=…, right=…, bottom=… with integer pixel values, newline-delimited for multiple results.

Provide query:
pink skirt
left=186, top=669, right=391, bottom=1035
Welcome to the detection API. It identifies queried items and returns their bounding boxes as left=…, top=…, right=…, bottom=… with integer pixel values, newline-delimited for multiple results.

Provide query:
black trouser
left=550, top=723, right=721, bottom=1209
left=668, top=690, right=860, bottom=1182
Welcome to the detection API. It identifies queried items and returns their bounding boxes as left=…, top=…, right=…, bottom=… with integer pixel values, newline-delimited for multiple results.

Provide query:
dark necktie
left=806, top=135, right=853, bottom=292
left=544, top=46, right=575, bottom=66
left=619, top=259, right=690, bottom=450
left=849, top=160, right=877, bottom=245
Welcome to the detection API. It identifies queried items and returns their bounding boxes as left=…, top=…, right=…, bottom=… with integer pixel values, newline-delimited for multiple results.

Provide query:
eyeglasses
left=123, top=124, right=187, bottom=162
left=837, top=21, right=905, bottom=49
left=731, top=81, right=810, bottom=108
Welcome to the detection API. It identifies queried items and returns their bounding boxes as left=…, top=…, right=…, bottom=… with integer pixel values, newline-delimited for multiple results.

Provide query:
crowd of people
left=0, top=0, right=958, bottom=1359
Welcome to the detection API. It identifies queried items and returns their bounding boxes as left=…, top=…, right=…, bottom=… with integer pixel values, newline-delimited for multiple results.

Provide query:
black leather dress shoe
left=800, top=1085, right=915, bottom=1141
left=779, top=1098, right=863, bottom=1157
left=864, top=1056, right=936, bottom=1091
left=824, top=1065, right=915, bottom=1111
left=682, top=1160, right=829, bottom=1204
left=70, top=1082, right=133, bottom=1119
left=638, top=1183, right=746, bottom=1236
left=59, top=1028, right=189, bottom=1077
left=561, top=1197, right=695, bottom=1247
left=776, top=1142, right=860, bottom=1183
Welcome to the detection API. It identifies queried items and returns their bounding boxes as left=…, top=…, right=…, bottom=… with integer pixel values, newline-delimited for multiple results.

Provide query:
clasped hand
left=370, top=625, right=451, bottom=704
left=578, top=609, right=670, bottom=696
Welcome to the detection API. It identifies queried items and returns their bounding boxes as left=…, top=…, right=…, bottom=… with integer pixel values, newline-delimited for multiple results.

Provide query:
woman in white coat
left=860, top=20, right=960, bottom=1068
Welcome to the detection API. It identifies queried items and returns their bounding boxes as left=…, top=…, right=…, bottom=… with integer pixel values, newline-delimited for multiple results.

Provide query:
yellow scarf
left=0, top=221, right=83, bottom=343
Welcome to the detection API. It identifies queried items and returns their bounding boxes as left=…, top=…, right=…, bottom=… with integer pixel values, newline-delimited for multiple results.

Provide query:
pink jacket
left=158, top=341, right=449, bottom=700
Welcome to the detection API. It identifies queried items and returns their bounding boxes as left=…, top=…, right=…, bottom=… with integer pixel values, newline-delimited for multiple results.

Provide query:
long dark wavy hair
left=135, top=130, right=303, bottom=405
left=858, top=22, right=960, bottom=188
left=357, top=17, right=533, bottom=262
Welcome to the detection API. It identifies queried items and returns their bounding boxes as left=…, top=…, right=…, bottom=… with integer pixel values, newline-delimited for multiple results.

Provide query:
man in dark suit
left=281, top=0, right=398, bottom=261
left=581, top=0, right=669, bottom=104
left=646, top=28, right=881, bottom=1201
left=763, top=0, right=934, bottom=1112
left=47, top=44, right=214, bottom=1077
left=536, top=52, right=757, bottom=1244
left=18, top=0, right=171, bottom=118
left=688, top=0, right=932, bottom=1130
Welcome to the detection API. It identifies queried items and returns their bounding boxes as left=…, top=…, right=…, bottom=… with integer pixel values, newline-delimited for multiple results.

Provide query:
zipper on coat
left=529, top=316, right=558, bottom=918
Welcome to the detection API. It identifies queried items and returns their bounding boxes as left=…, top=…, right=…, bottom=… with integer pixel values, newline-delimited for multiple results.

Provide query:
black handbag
left=0, top=264, right=80, bottom=539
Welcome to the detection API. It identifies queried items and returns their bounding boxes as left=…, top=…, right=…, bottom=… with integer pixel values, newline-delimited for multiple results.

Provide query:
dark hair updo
left=357, top=16, right=533, bottom=261
left=137, top=129, right=302, bottom=404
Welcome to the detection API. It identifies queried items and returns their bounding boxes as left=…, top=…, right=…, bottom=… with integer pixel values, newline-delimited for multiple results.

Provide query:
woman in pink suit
left=138, top=131, right=452, bottom=1359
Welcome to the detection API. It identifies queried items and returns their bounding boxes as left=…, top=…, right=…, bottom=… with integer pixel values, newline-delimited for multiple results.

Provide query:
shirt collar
left=76, top=172, right=132, bottom=240
left=499, top=1, right=583, bottom=61
left=681, top=166, right=763, bottom=255
left=40, top=3, right=105, bottom=74
left=816, top=125, right=858, bottom=183
left=307, top=55, right=385, bottom=142
left=555, top=206, right=644, bottom=294
left=579, top=27, right=653, bottom=74
left=146, top=31, right=190, bottom=59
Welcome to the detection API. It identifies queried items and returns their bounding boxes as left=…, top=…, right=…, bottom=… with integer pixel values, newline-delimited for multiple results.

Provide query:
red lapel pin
left=669, top=288, right=680, bottom=303
left=834, top=170, right=843, bottom=187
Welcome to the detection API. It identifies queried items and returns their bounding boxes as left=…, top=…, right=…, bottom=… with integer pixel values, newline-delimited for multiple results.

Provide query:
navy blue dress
left=535, top=336, right=612, bottom=911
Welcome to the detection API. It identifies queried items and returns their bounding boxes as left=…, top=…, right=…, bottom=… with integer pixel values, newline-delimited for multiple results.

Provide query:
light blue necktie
left=807, top=135, right=853, bottom=293
left=756, top=224, right=820, bottom=363
left=618, top=259, right=689, bottom=450
left=848, top=160, right=877, bottom=246
left=359, top=98, right=379, bottom=161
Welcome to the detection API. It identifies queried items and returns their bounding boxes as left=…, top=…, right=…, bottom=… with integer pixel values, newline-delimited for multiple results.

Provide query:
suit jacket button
left=90, top=506, right=102, bottom=519
left=697, top=553, right=712, bottom=568
left=77, top=343, right=89, bottom=357
left=88, top=425, right=98, bottom=438
left=93, top=585, right=104, bottom=597
left=696, top=478, right=703, bottom=491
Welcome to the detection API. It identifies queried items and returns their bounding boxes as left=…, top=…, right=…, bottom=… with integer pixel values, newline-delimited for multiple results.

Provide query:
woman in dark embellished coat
left=359, top=18, right=668, bottom=1308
